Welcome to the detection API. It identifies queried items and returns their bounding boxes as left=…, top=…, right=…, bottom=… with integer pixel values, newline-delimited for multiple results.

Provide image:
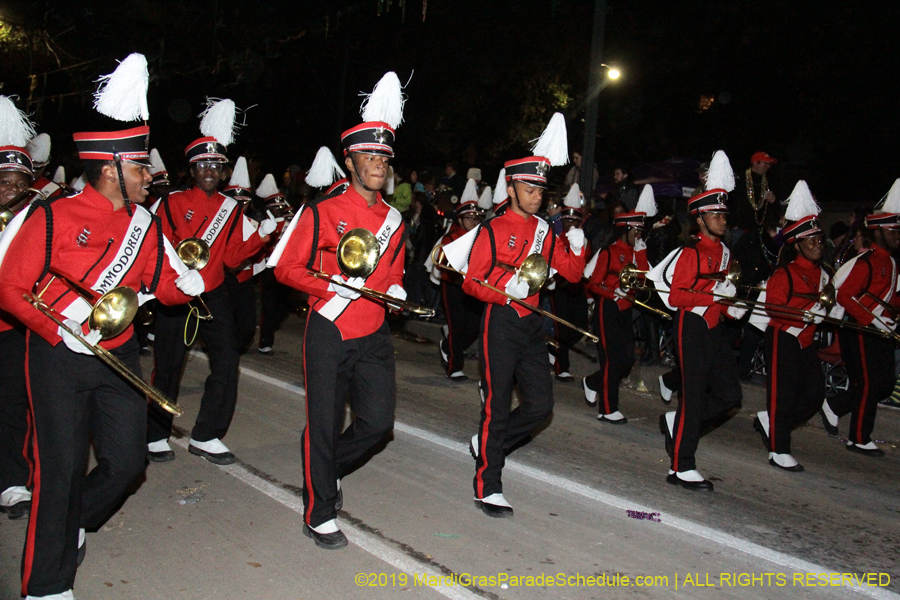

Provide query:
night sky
left=1, top=0, right=897, bottom=202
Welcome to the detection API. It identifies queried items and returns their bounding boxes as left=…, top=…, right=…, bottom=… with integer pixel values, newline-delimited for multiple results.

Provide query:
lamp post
left=579, top=0, right=610, bottom=205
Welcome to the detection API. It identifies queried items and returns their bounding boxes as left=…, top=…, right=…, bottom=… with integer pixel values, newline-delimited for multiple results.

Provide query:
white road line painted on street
left=192, top=360, right=898, bottom=600
left=188, top=350, right=306, bottom=395
left=169, top=437, right=481, bottom=600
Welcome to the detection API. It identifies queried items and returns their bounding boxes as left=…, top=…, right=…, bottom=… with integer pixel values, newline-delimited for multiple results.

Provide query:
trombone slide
left=26, top=294, right=184, bottom=416
left=307, top=270, right=435, bottom=317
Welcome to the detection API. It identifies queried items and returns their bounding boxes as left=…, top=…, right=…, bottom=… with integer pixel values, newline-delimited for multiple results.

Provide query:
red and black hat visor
left=185, top=136, right=228, bottom=163
left=341, top=122, right=395, bottom=157
left=504, top=156, right=551, bottom=188
left=72, top=126, right=151, bottom=166
left=0, top=146, right=34, bottom=178
left=614, top=211, right=646, bottom=229
left=866, top=212, right=900, bottom=229
left=783, top=215, right=822, bottom=243
left=688, top=188, right=729, bottom=214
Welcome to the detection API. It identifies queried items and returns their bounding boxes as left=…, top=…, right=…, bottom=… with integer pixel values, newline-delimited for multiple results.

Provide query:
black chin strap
left=113, top=153, right=133, bottom=217
left=348, top=153, right=378, bottom=193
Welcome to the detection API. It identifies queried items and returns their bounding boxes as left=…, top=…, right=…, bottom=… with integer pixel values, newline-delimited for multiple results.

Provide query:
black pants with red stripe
left=148, top=284, right=240, bottom=444
left=440, top=280, right=483, bottom=375
left=23, top=334, right=146, bottom=597
left=474, top=305, right=554, bottom=499
left=585, top=298, right=634, bottom=414
left=829, top=328, right=894, bottom=445
left=548, top=284, right=589, bottom=375
left=671, top=311, right=742, bottom=472
left=764, top=329, right=825, bottom=454
left=0, top=327, right=30, bottom=495
left=302, top=311, right=395, bottom=528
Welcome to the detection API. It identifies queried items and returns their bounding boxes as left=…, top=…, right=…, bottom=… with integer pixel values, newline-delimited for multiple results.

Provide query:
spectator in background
left=411, top=169, right=426, bottom=194
left=404, top=192, right=443, bottom=311
left=391, top=166, right=413, bottom=214
left=439, top=161, right=465, bottom=198
left=563, top=150, right=599, bottom=196
left=609, top=165, right=639, bottom=211
left=826, top=220, right=850, bottom=269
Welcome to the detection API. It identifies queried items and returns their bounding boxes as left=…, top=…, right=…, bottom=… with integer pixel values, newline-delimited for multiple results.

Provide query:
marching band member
left=753, top=181, right=828, bottom=471
left=0, top=96, right=37, bottom=523
left=0, top=55, right=203, bottom=600
left=582, top=185, right=656, bottom=423
left=458, top=114, right=586, bottom=517
left=147, top=99, right=276, bottom=465
left=437, top=179, right=488, bottom=381
left=548, top=184, right=590, bottom=381
left=270, top=72, right=408, bottom=549
left=649, top=151, right=743, bottom=491
left=821, top=179, right=900, bottom=457
left=256, top=174, right=293, bottom=354
left=221, top=157, right=259, bottom=353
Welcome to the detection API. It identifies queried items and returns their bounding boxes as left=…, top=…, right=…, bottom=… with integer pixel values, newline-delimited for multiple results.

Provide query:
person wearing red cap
left=729, top=151, right=778, bottom=244
left=582, top=210, right=649, bottom=423
left=271, top=72, right=409, bottom=549
left=820, top=183, right=900, bottom=457
left=0, top=55, right=206, bottom=599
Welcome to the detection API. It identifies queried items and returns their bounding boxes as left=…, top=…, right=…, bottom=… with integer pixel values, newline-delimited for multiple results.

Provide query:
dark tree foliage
left=0, top=0, right=897, bottom=201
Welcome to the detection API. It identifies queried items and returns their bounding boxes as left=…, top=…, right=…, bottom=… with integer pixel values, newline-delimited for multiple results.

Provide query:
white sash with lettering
left=199, top=197, right=238, bottom=249
left=61, top=206, right=154, bottom=324
left=526, top=218, right=551, bottom=257
left=318, top=205, right=403, bottom=322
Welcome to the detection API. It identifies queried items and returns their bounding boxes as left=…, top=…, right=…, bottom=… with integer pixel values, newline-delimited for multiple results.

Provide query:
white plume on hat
left=229, top=156, right=251, bottom=189
left=199, top=98, right=239, bottom=146
left=493, top=169, right=508, bottom=205
left=635, top=184, right=658, bottom=217
left=0, top=96, right=37, bottom=147
left=460, top=178, right=479, bottom=205
left=360, top=72, right=405, bottom=129
left=26, top=133, right=51, bottom=165
left=70, top=175, right=86, bottom=191
left=478, top=186, right=493, bottom=210
left=255, top=174, right=280, bottom=198
left=93, top=53, right=149, bottom=122
left=564, top=183, right=582, bottom=209
left=52, top=166, right=66, bottom=185
left=784, top=180, right=820, bottom=221
left=149, top=148, right=167, bottom=175
left=881, top=179, right=900, bottom=214
left=705, top=150, right=735, bottom=193
left=306, top=146, right=346, bottom=188
left=530, top=112, right=569, bottom=167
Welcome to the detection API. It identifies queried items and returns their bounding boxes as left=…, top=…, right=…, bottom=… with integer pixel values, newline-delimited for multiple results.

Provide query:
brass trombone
left=850, top=296, right=900, bottom=343
left=175, top=238, right=214, bottom=321
left=428, top=243, right=597, bottom=341
left=309, top=228, right=435, bottom=317
left=614, top=264, right=672, bottom=320
left=0, top=187, right=47, bottom=231
left=25, top=273, right=183, bottom=416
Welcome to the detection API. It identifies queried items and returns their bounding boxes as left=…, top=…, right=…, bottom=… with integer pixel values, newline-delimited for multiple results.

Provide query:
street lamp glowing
left=607, top=68, right=621, bottom=80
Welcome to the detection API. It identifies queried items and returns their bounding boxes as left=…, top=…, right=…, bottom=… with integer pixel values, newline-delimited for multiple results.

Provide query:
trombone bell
left=337, top=228, right=381, bottom=278
left=518, top=254, right=549, bottom=296
left=619, top=263, right=650, bottom=291
left=0, top=208, right=13, bottom=232
left=175, top=238, right=211, bottom=270
left=90, top=287, right=140, bottom=340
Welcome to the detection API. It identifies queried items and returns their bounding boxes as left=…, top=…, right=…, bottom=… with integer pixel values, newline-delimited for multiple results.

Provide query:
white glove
left=329, top=274, right=364, bottom=300
left=713, top=279, right=737, bottom=299
left=59, top=319, right=101, bottom=355
left=565, top=228, right=585, bottom=255
left=387, top=284, right=407, bottom=301
left=258, top=218, right=277, bottom=238
left=633, top=237, right=647, bottom=252
left=873, top=316, right=896, bottom=333
left=505, top=275, right=531, bottom=299
left=613, top=287, right=626, bottom=298
left=806, top=303, right=826, bottom=325
left=175, top=269, right=205, bottom=296
left=727, top=304, right=747, bottom=319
